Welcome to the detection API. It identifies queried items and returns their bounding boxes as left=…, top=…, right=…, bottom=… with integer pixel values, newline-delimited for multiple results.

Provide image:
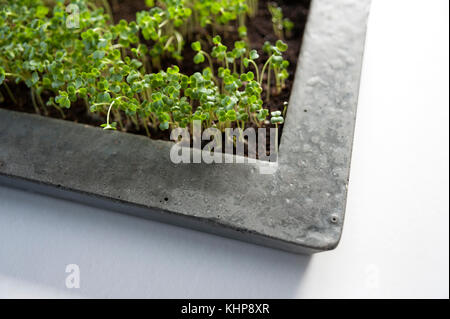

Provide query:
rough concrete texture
left=0, top=0, right=371, bottom=254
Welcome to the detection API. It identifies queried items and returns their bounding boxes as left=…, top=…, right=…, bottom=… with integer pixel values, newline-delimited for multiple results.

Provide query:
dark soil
left=0, top=0, right=310, bottom=157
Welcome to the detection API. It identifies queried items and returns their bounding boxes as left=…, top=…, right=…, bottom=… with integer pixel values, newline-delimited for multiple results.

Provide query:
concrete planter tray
left=0, top=0, right=371, bottom=254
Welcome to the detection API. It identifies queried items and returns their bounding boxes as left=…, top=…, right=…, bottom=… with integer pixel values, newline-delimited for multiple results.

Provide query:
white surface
left=0, top=0, right=448, bottom=299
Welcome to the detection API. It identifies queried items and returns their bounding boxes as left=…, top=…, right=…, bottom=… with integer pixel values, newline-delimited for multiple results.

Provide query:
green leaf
left=238, top=26, right=247, bottom=38
left=283, top=18, right=294, bottom=31
left=257, top=109, right=269, bottom=121
left=191, top=41, right=202, bottom=52
left=93, top=50, right=106, bottom=60
left=35, top=6, right=49, bottom=18
left=194, top=53, right=205, bottom=64
left=271, top=116, right=284, bottom=124
left=167, top=65, right=180, bottom=74
left=101, top=122, right=117, bottom=130
left=250, top=50, right=260, bottom=60
left=234, top=41, right=246, bottom=49
left=55, top=95, right=71, bottom=109
left=98, top=92, right=111, bottom=103
left=276, top=40, right=288, bottom=52
left=130, top=59, right=143, bottom=69
left=78, top=88, right=88, bottom=99
left=67, top=86, right=76, bottom=95
left=226, top=109, right=237, bottom=121
left=271, top=111, right=282, bottom=117
left=159, top=121, right=170, bottom=130
left=212, top=35, right=222, bottom=45
left=31, top=72, right=39, bottom=86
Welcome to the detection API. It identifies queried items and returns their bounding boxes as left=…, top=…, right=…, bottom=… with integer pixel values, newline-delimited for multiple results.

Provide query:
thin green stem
left=36, top=91, right=49, bottom=116
left=106, top=100, right=115, bottom=127
left=260, top=54, right=274, bottom=86
left=164, top=36, right=175, bottom=51
left=54, top=104, right=66, bottom=119
left=200, top=50, right=214, bottom=75
left=112, top=109, right=123, bottom=130
left=249, top=59, right=260, bottom=83
left=142, top=118, right=151, bottom=137
left=131, top=114, right=140, bottom=130
left=174, top=30, right=184, bottom=54
left=30, top=89, right=41, bottom=115
left=159, top=19, right=170, bottom=29
left=5, top=72, right=23, bottom=79
left=3, top=83, right=17, bottom=104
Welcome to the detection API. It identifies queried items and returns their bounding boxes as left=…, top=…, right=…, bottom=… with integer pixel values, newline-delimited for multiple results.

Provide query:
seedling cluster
left=0, top=0, right=294, bottom=136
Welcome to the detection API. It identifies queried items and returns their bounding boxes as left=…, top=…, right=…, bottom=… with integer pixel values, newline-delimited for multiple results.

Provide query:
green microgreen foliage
left=192, top=41, right=206, bottom=64
left=283, top=18, right=294, bottom=38
left=270, top=110, right=284, bottom=124
left=260, top=40, right=290, bottom=101
left=134, top=0, right=252, bottom=65
left=192, top=35, right=290, bottom=127
left=268, top=2, right=292, bottom=40
left=1, top=0, right=292, bottom=135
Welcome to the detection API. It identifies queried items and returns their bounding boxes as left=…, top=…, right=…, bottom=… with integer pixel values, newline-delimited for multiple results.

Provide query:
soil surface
left=0, top=0, right=310, bottom=156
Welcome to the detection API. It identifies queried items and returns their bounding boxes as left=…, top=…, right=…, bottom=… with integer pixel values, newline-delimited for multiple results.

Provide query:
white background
left=0, top=0, right=448, bottom=298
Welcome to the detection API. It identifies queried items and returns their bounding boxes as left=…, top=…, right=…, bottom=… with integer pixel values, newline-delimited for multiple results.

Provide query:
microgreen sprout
left=260, top=40, right=289, bottom=101
left=268, top=2, right=293, bottom=39
left=271, top=109, right=284, bottom=155
left=246, top=0, right=259, bottom=18
left=192, top=41, right=214, bottom=73
left=101, top=101, right=118, bottom=130
left=270, top=110, right=284, bottom=125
